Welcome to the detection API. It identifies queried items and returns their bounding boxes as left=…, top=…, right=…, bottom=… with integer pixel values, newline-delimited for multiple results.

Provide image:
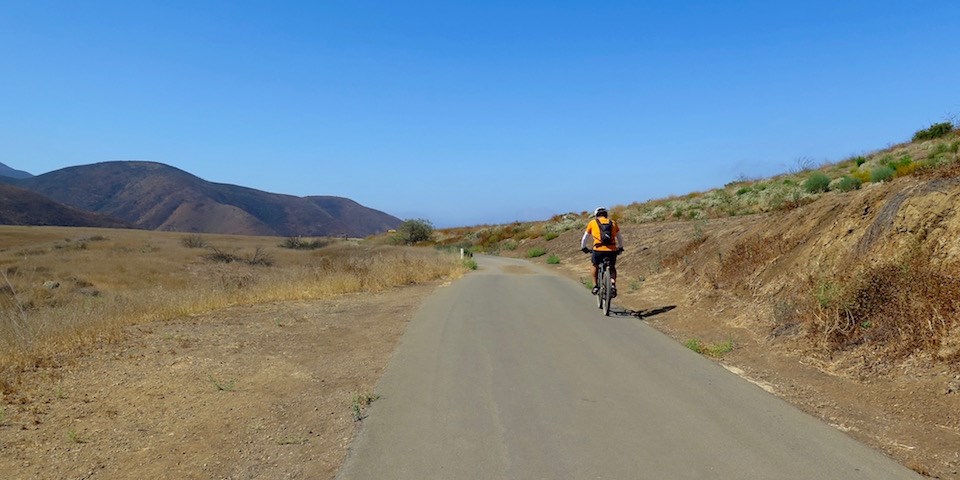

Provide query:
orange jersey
left=585, top=217, right=619, bottom=251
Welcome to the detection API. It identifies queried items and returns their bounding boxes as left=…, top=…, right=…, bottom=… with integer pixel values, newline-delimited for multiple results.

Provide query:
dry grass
left=0, top=226, right=465, bottom=393
left=716, top=233, right=797, bottom=290
left=809, top=249, right=960, bottom=361
left=658, top=221, right=710, bottom=271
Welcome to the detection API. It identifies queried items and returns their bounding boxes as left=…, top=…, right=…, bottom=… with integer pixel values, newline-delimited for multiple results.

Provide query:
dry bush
left=0, top=227, right=465, bottom=392
left=204, top=246, right=274, bottom=266
left=205, top=247, right=244, bottom=263
left=181, top=234, right=207, bottom=248
left=246, top=247, right=275, bottom=266
left=809, top=252, right=960, bottom=360
left=279, top=236, right=330, bottom=250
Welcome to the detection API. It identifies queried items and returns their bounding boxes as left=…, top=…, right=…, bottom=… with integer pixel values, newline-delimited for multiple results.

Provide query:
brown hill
left=0, top=161, right=33, bottom=179
left=13, top=161, right=401, bottom=236
left=0, top=183, right=128, bottom=228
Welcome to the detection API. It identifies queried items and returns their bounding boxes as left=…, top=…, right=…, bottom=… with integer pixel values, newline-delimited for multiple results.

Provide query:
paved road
left=337, top=255, right=920, bottom=479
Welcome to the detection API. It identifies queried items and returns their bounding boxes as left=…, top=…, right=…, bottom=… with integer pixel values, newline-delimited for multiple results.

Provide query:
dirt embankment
left=517, top=176, right=960, bottom=478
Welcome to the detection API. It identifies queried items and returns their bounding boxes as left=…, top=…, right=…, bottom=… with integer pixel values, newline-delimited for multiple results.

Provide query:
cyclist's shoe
left=591, top=286, right=600, bottom=295
left=610, top=286, right=618, bottom=298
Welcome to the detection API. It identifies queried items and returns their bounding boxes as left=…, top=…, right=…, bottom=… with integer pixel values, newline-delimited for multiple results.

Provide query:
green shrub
left=394, top=219, right=434, bottom=245
left=888, top=155, right=912, bottom=169
left=854, top=156, right=867, bottom=167
left=684, top=339, right=703, bottom=354
left=546, top=255, right=560, bottom=264
left=705, top=340, right=734, bottom=357
left=462, top=258, right=478, bottom=270
left=526, top=247, right=547, bottom=258
left=544, top=232, right=559, bottom=241
left=803, top=172, right=831, bottom=193
left=834, top=176, right=862, bottom=192
left=735, top=186, right=751, bottom=196
left=871, top=166, right=895, bottom=183
left=926, top=142, right=956, bottom=164
left=912, top=121, right=954, bottom=141
left=502, top=240, right=518, bottom=251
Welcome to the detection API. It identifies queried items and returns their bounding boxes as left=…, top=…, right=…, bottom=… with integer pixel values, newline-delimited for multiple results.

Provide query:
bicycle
left=585, top=250, right=620, bottom=316
left=597, top=255, right=614, bottom=315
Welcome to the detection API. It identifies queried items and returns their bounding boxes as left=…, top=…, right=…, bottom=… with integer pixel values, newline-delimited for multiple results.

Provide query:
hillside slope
left=0, top=161, right=33, bottom=179
left=0, top=183, right=128, bottom=228
left=13, top=161, right=401, bottom=236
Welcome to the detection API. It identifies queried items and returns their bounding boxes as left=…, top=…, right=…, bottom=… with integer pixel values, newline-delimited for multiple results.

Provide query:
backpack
left=595, top=219, right=615, bottom=246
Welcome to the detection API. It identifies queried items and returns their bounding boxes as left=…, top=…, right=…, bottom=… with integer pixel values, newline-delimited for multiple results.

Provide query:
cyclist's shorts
left=591, top=250, right=618, bottom=267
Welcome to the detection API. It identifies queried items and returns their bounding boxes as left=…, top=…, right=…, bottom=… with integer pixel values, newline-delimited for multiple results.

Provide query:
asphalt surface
left=337, top=255, right=921, bottom=479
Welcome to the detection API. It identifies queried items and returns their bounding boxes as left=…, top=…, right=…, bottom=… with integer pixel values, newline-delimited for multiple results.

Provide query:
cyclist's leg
left=606, top=252, right=617, bottom=282
left=590, top=252, right=601, bottom=294
left=608, top=253, right=619, bottom=296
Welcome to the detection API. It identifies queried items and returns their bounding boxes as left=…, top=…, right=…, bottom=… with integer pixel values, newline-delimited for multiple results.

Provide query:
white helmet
left=594, top=207, right=608, bottom=217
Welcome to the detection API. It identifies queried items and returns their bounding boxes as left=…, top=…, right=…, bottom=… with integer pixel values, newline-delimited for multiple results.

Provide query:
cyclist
left=581, top=207, right=624, bottom=297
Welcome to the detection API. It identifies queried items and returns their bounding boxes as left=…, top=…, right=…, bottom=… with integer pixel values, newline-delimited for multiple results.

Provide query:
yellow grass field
left=0, top=226, right=464, bottom=392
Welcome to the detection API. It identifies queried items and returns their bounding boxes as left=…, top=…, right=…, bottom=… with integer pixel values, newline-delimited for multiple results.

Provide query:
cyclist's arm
left=581, top=231, right=592, bottom=250
left=616, top=231, right=625, bottom=249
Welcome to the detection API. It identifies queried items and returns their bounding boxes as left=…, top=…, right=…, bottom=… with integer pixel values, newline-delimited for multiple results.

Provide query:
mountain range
left=0, top=183, right=129, bottom=228
left=0, top=162, right=33, bottom=179
left=0, top=161, right=401, bottom=237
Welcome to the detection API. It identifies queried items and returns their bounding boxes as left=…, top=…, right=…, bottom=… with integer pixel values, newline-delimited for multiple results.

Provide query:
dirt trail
left=1, top=285, right=439, bottom=480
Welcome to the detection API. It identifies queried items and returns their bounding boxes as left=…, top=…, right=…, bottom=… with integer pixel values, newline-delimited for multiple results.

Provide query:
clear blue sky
left=2, top=1, right=958, bottom=227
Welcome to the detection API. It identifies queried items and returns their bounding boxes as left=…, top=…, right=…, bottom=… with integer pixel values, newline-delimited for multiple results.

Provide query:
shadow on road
left=610, top=305, right=677, bottom=319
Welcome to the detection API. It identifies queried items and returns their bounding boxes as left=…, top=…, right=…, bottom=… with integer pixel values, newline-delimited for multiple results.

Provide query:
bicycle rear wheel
left=596, top=272, right=604, bottom=309
left=603, top=267, right=612, bottom=316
